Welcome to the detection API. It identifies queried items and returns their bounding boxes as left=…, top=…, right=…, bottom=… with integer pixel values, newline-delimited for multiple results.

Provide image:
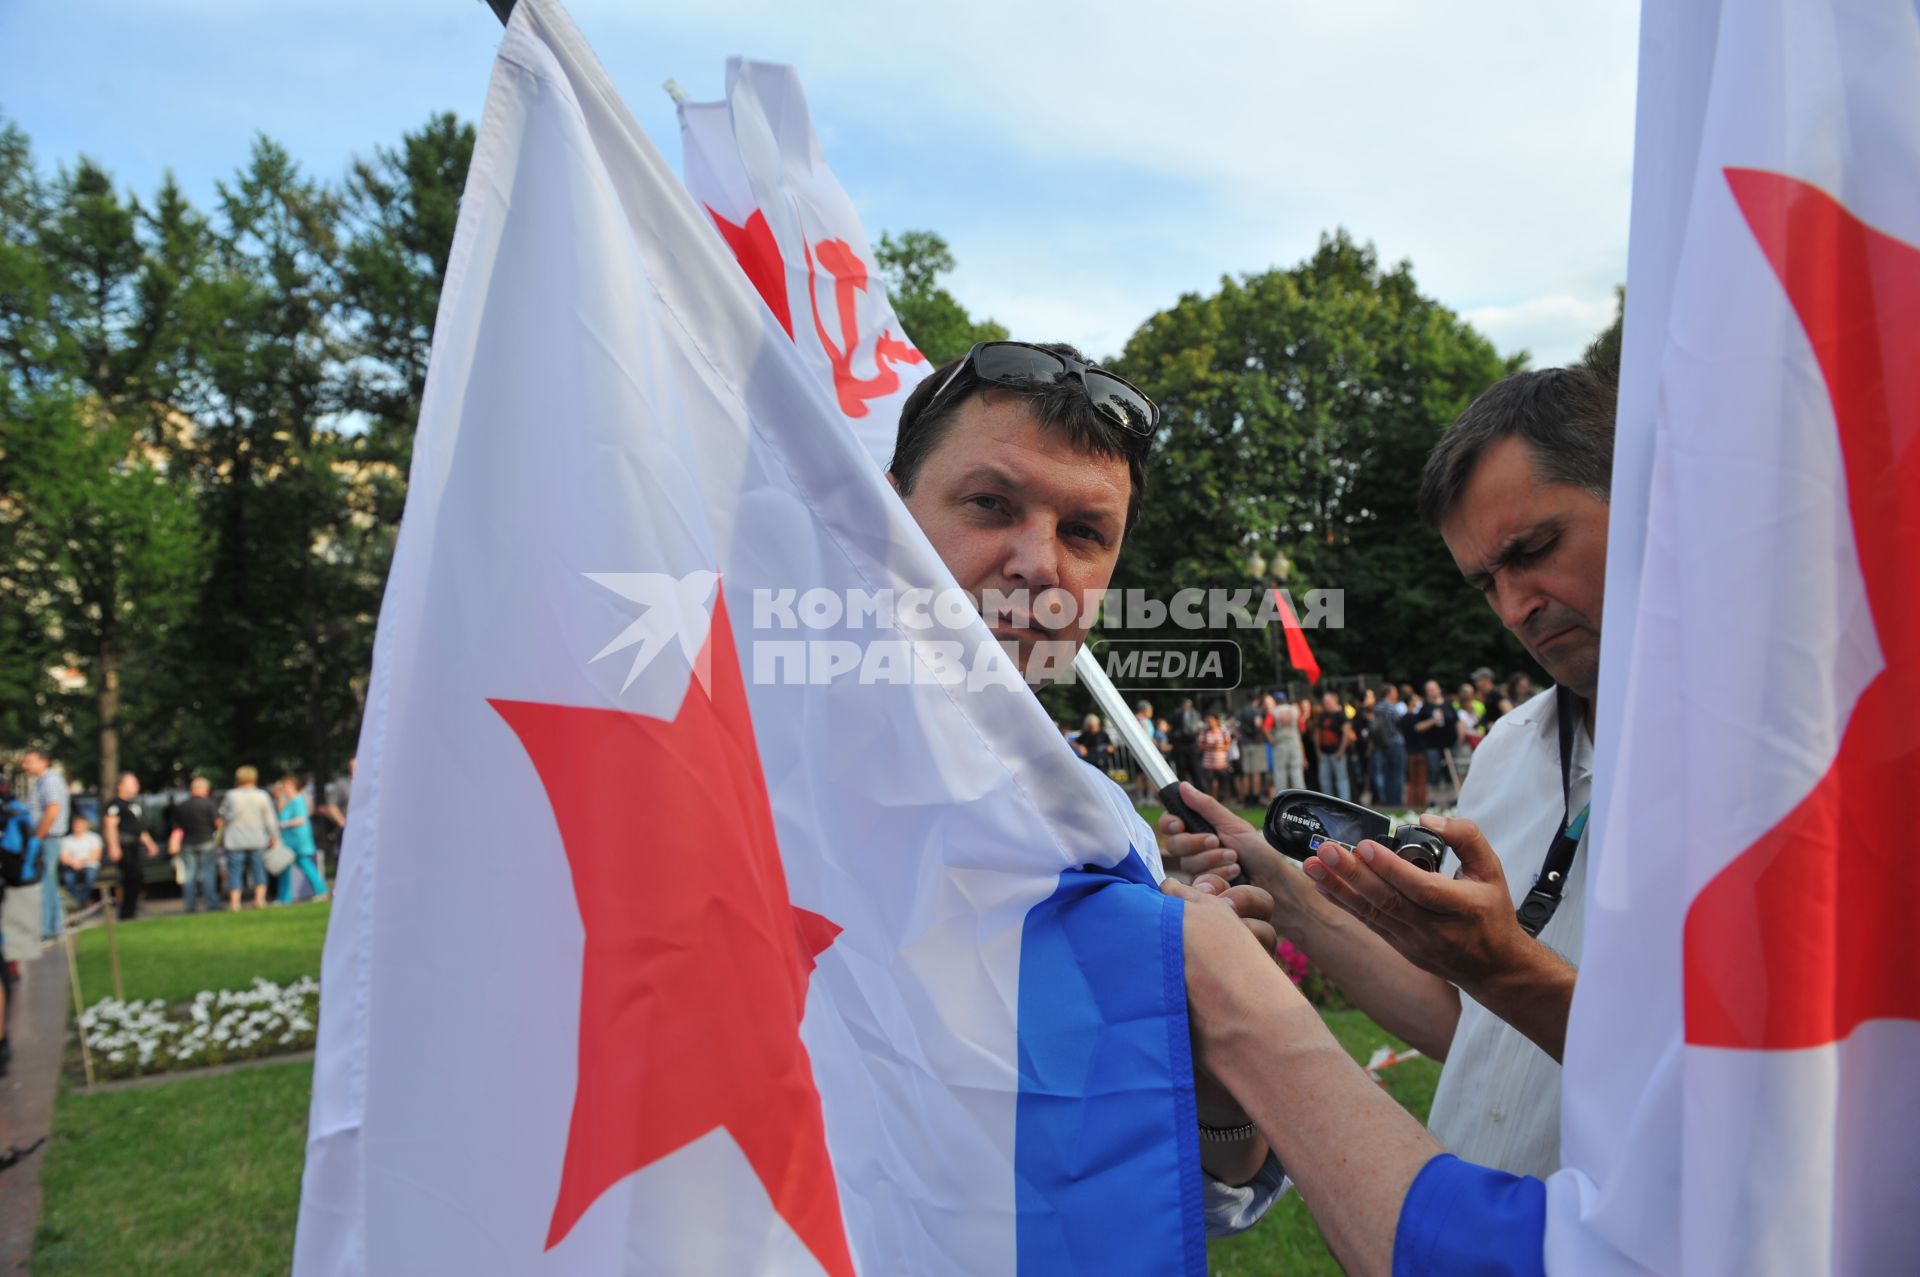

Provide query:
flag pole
left=1073, top=647, right=1214, bottom=836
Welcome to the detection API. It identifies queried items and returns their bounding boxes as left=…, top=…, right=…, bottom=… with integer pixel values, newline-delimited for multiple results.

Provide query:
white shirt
left=1425, top=686, right=1591, bottom=1180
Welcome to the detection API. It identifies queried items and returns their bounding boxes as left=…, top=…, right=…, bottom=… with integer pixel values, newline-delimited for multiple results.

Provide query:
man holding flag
left=675, top=42, right=1291, bottom=1229
left=297, top=4, right=1278, bottom=1273
left=1165, top=0, right=1920, bottom=1272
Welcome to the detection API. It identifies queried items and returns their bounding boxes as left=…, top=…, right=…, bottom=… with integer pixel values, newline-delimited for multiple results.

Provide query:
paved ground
left=0, top=943, right=71, bottom=1272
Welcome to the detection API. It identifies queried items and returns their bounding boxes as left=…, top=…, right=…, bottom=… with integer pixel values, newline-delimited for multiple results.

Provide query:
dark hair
left=888, top=342, right=1148, bottom=534
left=1418, top=367, right=1618, bottom=527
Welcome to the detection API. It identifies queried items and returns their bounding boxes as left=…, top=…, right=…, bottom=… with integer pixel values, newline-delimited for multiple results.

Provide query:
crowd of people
left=1, top=754, right=352, bottom=935
left=1064, top=667, right=1541, bottom=815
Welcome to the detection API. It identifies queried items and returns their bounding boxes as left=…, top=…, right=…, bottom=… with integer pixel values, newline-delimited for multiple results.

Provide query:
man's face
left=191, top=778, right=211, bottom=797
left=117, top=773, right=138, bottom=798
left=1321, top=693, right=1341, bottom=715
left=1424, top=680, right=1443, bottom=702
left=20, top=752, right=45, bottom=778
left=1439, top=437, right=1608, bottom=700
left=894, top=391, right=1131, bottom=677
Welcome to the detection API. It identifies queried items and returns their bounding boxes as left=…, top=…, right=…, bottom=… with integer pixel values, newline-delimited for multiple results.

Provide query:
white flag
left=294, top=4, right=1204, bottom=1274
left=678, top=58, right=932, bottom=468
left=1554, top=0, right=1920, bottom=1272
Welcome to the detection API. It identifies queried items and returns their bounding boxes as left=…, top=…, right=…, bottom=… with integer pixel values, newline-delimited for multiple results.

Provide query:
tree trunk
left=97, top=624, right=120, bottom=792
left=301, top=499, right=327, bottom=793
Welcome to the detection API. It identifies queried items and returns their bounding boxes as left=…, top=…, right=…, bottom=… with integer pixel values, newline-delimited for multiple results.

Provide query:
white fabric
left=1426, top=688, right=1590, bottom=1180
left=293, top=5, right=1165, bottom=1274
left=1550, top=1, right=1920, bottom=1272
left=677, top=59, right=932, bottom=469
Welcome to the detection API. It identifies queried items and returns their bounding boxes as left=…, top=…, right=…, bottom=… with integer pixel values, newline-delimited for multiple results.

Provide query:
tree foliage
left=2, top=109, right=1562, bottom=786
left=0, top=114, right=467, bottom=789
left=874, top=230, right=1007, bottom=364
left=1114, top=231, right=1533, bottom=689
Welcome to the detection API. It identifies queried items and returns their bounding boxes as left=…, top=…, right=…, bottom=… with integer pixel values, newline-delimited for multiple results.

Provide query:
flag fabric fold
left=293, top=3, right=1199, bottom=1273
left=677, top=59, right=930, bottom=469
left=1553, top=1, right=1920, bottom=1272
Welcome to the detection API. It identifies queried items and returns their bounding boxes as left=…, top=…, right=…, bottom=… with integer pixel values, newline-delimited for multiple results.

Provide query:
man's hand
left=1302, top=814, right=1575, bottom=1061
left=1158, top=782, right=1283, bottom=887
left=1187, top=871, right=1277, bottom=952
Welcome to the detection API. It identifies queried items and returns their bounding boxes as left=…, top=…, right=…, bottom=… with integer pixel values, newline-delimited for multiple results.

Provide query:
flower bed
left=77, top=977, right=319, bottom=1081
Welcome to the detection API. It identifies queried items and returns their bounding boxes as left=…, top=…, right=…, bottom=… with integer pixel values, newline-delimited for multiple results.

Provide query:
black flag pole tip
left=485, top=0, right=516, bottom=27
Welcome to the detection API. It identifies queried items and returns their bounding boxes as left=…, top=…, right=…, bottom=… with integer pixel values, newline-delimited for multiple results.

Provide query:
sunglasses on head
left=923, top=341, right=1160, bottom=438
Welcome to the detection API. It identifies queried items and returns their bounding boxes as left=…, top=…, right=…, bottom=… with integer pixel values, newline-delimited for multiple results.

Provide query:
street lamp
left=1247, top=550, right=1279, bottom=688
left=1245, top=549, right=1298, bottom=692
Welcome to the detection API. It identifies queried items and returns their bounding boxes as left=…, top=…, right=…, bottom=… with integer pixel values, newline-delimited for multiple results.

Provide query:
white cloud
left=1463, top=292, right=1621, bottom=366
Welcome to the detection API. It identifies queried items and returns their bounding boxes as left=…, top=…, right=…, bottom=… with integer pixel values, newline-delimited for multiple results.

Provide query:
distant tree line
left=0, top=109, right=1619, bottom=789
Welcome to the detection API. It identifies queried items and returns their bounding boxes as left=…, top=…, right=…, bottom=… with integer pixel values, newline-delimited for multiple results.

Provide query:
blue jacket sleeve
left=1393, top=1153, right=1545, bottom=1277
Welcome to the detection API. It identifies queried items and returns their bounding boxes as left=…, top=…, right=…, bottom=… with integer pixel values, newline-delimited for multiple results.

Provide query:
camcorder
left=1262, top=789, right=1449, bottom=874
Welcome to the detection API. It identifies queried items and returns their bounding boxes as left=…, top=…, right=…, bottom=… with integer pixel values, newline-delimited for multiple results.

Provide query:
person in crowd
left=1410, top=678, right=1457, bottom=803
left=167, top=776, right=221, bottom=913
left=1131, top=701, right=1159, bottom=802
left=1348, top=689, right=1375, bottom=804
left=1452, top=682, right=1481, bottom=784
left=274, top=774, right=328, bottom=903
left=1197, top=712, right=1234, bottom=803
left=1372, top=683, right=1408, bottom=808
left=58, top=814, right=103, bottom=912
left=1471, top=666, right=1502, bottom=728
left=1313, top=691, right=1355, bottom=800
left=1166, top=365, right=1616, bottom=1183
left=1508, top=671, right=1535, bottom=706
left=104, top=771, right=161, bottom=922
left=1399, top=685, right=1430, bottom=809
left=219, top=765, right=281, bottom=911
left=1167, top=697, right=1204, bottom=786
left=1233, top=693, right=1272, bottom=805
left=1269, top=692, right=1305, bottom=794
left=20, top=749, right=66, bottom=942
left=318, top=756, right=355, bottom=865
left=884, top=338, right=1282, bottom=1231
left=1075, top=714, right=1114, bottom=772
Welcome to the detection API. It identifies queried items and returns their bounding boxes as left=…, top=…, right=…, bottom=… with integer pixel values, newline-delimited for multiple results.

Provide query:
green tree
left=339, top=112, right=474, bottom=503
left=4, top=395, right=205, bottom=789
left=176, top=138, right=353, bottom=783
left=1114, top=231, right=1531, bottom=689
left=3, top=150, right=215, bottom=786
left=874, top=230, right=1007, bottom=364
left=1582, top=285, right=1624, bottom=378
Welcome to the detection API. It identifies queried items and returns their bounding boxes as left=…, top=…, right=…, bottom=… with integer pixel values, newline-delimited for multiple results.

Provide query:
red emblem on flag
left=804, top=236, right=925, bottom=418
left=1683, top=170, right=1920, bottom=1050
left=491, top=593, right=854, bottom=1273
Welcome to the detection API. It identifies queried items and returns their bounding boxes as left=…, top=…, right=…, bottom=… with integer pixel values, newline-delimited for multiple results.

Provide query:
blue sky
left=1, top=0, right=1638, bottom=365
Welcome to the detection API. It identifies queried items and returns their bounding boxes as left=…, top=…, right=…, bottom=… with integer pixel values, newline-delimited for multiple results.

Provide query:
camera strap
left=1515, top=685, right=1587, bottom=938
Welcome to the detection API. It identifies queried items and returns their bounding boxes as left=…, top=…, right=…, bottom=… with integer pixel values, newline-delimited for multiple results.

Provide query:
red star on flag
left=491, top=591, right=854, bottom=1274
left=1684, top=170, right=1920, bottom=1049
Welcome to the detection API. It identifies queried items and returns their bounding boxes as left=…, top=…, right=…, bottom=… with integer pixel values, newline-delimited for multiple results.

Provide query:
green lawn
left=1206, top=1009, right=1440, bottom=1276
left=34, top=1060, right=314, bottom=1277
left=46, top=898, right=1427, bottom=1273
left=72, top=903, right=331, bottom=1007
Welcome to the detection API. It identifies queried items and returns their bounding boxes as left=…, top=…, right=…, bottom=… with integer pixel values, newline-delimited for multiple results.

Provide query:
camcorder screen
left=1304, top=803, right=1369, bottom=847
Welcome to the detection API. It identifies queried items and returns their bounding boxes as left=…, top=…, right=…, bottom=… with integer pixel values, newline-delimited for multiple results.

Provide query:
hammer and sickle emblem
left=803, top=237, right=926, bottom=418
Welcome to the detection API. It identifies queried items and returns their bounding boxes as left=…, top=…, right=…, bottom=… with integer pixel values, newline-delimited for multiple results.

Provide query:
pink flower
left=1274, top=938, right=1311, bottom=986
